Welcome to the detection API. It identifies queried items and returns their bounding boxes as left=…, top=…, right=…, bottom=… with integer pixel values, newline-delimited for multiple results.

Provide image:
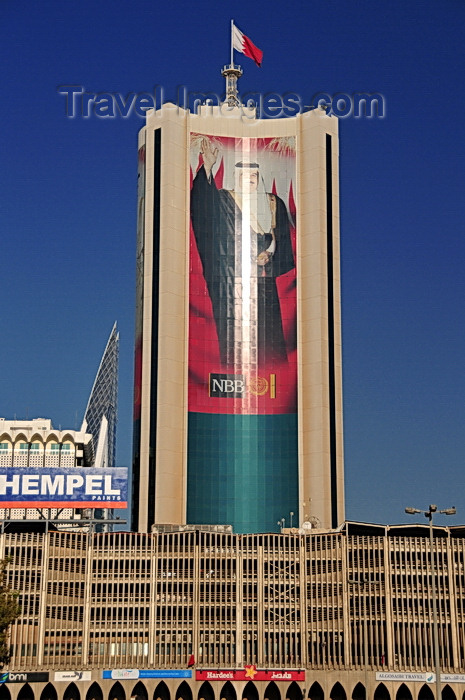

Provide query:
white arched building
left=0, top=417, right=93, bottom=524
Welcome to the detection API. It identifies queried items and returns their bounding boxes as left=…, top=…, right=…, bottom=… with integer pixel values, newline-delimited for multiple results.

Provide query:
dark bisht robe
left=191, top=165, right=295, bottom=367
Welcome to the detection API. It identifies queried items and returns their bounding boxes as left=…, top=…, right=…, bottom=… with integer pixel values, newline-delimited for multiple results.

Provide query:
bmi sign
left=1, top=672, right=49, bottom=683
left=196, top=668, right=305, bottom=682
left=0, top=467, right=128, bottom=508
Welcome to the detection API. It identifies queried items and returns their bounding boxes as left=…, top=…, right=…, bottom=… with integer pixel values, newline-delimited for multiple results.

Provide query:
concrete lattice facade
left=2, top=524, right=465, bottom=700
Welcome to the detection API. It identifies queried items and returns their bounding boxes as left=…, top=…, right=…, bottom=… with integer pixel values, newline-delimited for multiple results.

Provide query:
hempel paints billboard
left=0, top=466, right=128, bottom=508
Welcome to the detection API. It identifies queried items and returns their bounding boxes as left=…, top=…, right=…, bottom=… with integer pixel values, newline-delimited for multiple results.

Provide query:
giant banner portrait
left=187, top=134, right=298, bottom=532
left=188, top=134, right=297, bottom=415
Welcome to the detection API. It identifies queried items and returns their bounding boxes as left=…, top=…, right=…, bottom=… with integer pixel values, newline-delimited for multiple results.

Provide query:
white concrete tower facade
left=132, top=100, right=344, bottom=534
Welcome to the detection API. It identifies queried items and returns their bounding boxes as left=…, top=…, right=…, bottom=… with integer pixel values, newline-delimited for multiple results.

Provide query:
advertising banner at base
left=54, top=672, right=92, bottom=682
left=103, top=670, right=192, bottom=680
left=376, top=673, right=435, bottom=683
left=196, top=668, right=305, bottom=682
left=1, top=672, right=49, bottom=683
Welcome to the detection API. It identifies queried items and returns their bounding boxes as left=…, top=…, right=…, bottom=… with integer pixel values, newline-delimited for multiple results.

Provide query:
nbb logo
left=209, top=374, right=246, bottom=398
left=209, top=374, right=276, bottom=399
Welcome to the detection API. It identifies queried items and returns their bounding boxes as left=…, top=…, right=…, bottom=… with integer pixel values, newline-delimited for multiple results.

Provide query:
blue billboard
left=0, top=466, right=128, bottom=508
left=102, top=670, right=192, bottom=679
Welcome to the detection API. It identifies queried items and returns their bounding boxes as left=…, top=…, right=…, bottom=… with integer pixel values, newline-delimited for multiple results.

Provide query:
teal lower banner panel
left=187, top=412, right=298, bottom=534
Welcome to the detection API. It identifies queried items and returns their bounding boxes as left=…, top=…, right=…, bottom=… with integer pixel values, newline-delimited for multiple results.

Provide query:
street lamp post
left=405, top=504, right=456, bottom=700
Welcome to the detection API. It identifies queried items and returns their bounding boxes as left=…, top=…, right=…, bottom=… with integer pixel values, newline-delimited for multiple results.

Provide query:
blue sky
left=1, top=0, right=464, bottom=527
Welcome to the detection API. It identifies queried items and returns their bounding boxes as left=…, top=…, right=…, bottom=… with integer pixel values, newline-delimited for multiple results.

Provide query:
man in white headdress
left=191, top=137, right=294, bottom=367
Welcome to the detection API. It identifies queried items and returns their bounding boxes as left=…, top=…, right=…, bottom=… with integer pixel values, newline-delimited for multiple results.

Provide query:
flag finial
left=221, top=63, right=243, bottom=107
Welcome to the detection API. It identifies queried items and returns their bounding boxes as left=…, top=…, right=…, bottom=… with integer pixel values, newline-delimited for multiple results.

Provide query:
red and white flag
left=232, top=23, right=263, bottom=67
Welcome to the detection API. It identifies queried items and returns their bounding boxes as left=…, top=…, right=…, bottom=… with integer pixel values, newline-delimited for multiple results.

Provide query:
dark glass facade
left=187, top=413, right=298, bottom=533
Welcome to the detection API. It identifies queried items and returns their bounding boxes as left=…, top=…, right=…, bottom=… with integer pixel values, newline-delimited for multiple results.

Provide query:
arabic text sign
left=0, top=467, right=128, bottom=508
left=441, top=675, right=465, bottom=683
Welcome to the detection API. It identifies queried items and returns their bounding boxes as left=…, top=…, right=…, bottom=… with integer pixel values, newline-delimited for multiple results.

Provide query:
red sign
left=195, top=669, right=305, bottom=682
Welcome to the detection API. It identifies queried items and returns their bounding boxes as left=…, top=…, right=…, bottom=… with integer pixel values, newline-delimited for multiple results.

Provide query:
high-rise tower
left=132, top=75, right=344, bottom=534
left=0, top=324, right=120, bottom=529
left=82, top=321, right=119, bottom=471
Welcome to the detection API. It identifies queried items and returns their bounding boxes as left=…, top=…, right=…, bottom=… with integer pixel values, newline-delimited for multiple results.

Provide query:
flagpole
left=230, top=19, right=234, bottom=65
left=222, top=19, right=242, bottom=106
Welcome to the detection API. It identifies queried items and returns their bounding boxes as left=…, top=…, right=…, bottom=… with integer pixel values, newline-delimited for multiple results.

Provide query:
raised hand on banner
left=200, top=137, right=218, bottom=180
